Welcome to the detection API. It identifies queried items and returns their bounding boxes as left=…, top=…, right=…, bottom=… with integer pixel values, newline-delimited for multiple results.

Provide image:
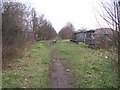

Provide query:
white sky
left=18, top=0, right=112, bottom=32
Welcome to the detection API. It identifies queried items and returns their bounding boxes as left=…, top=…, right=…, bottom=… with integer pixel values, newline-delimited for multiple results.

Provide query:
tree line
left=2, top=2, right=57, bottom=67
left=2, top=2, right=74, bottom=68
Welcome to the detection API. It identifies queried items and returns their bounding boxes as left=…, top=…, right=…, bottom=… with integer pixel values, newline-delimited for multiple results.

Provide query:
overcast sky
left=18, top=0, right=112, bottom=32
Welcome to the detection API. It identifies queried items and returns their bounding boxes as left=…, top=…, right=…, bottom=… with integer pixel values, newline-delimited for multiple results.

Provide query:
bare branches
left=2, top=2, right=57, bottom=66
left=101, top=2, right=118, bottom=27
left=59, top=22, right=74, bottom=39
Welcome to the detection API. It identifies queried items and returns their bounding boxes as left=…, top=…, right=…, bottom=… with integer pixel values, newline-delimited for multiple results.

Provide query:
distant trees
left=59, top=22, right=74, bottom=39
left=2, top=2, right=57, bottom=68
left=36, top=19, right=57, bottom=40
left=31, top=9, right=57, bottom=40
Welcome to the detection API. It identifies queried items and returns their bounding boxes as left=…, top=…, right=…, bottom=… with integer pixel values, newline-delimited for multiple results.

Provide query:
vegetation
left=55, top=42, right=118, bottom=88
left=2, top=2, right=57, bottom=68
left=2, top=42, right=51, bottom=88
left=58, top=22, right=74, bottom=39
left=31, top=9, right=57, bottom=41
left=2, top=40, right=118, bottom=88
left=2, top=0, right=119, bottom=88
left=2, top=2, right=30, bottom=67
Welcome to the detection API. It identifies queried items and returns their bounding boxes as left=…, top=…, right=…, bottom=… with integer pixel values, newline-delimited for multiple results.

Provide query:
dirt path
left=49, top=43, right=74, bottom=88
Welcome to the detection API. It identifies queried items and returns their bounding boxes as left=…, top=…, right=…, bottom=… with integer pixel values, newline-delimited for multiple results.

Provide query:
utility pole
left=32, top=8, right=38, bottom=41
left=117, top=0, right=120, bottom=89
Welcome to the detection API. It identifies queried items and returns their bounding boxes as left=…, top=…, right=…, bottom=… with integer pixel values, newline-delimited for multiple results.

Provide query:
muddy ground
left=49, top=43, right=74, bottom=88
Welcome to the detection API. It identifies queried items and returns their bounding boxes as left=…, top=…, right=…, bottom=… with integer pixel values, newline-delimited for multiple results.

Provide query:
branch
left=101, top=2, right=118, bottom=25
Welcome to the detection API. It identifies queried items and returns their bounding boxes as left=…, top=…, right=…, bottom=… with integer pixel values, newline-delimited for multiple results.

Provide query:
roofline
left=74, top=30, right=95, bottom=34
left=74, top=27, right=116, bottom=34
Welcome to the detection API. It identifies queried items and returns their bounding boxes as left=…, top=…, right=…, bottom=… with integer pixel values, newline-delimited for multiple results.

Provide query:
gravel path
left=50, top=43, right=74, bottom=88
left=51, top=58, right=73, bottom=88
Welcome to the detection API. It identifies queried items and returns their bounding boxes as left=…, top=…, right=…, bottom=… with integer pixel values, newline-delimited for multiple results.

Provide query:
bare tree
left=99, top=1, right=120, bottom=45
left=59, top=22, right=75, bottom=39
left=99, top=1, right=120, bottom=87
left=2, top=2, right=33, bottom=68
left=31, top=8, right=38, bottom=40
left=31, top=13, right=57, bottom=40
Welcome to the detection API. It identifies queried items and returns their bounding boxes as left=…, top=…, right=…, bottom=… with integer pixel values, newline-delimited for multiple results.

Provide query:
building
left=94, top=28, right=114, bottom=49
left=71, top=28, right=114, bottom=49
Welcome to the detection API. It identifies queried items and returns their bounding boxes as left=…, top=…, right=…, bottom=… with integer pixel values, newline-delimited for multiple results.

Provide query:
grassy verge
left=2, top=42, right=51, bottom=88
left=55, top=42, right=118, bottom=88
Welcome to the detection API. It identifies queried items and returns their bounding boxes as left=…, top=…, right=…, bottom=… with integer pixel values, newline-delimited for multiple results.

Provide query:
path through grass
left=2, top=40, right=118, bottom=88
left=55, top=42, right=118, bottom=88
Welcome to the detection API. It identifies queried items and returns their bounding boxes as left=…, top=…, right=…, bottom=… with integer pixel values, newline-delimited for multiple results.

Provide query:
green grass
left=2, top=42, right=51, bottom=88
left=55, top=42, right=118, bottom=88
left=2, top=40, right=118, bottom=88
